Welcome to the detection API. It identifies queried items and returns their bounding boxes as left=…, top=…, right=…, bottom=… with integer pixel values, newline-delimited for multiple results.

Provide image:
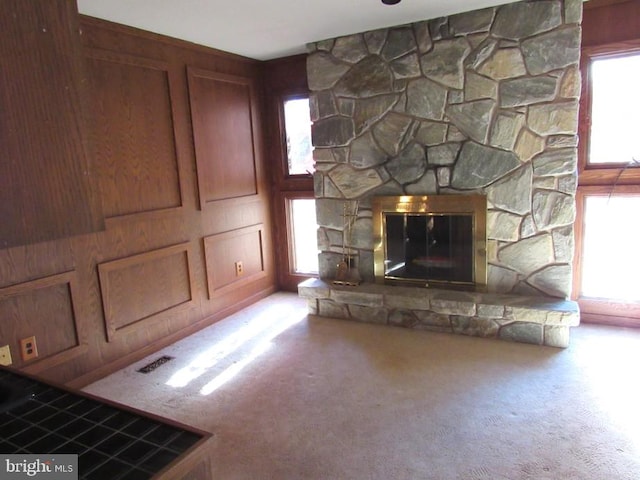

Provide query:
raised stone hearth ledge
left=298, top=278, right=579, bottom=348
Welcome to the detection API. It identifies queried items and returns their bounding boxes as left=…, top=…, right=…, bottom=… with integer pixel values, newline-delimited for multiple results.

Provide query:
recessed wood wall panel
left=0, top=272, right=84, bottom=371
left=98, top=243, right=195, bottom=341
left=188, top=68, right=259, bottom=206
left=85, top=50, right=182, bottom=218
left=204, top=224, right=266, bottom=297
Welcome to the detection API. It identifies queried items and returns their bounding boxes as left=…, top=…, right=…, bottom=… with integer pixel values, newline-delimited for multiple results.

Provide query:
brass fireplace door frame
left=372, top=195, right=487, bottom=290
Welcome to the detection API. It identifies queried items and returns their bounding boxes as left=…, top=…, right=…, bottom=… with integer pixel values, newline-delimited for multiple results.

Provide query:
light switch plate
left=0, top=345, right=12, bottom=366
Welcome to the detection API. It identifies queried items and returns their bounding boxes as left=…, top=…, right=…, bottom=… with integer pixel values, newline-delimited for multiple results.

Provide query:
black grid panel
left=0, top=370, right=202, bottom=479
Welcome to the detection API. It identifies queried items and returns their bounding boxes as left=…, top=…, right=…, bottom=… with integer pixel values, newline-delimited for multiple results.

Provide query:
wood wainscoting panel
left=0, top=272, right=85, bottom=372
left=187, top=68, right=259, bottom=206
left=204, top=224, right=266, bottom=297
left=98, top=243, right=195, bottom=341
left=85, top=49, right=183, bottom=219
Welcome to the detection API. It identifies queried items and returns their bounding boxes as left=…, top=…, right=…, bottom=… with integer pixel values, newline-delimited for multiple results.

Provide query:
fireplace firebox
left=373, top=195, right=487, bottom=290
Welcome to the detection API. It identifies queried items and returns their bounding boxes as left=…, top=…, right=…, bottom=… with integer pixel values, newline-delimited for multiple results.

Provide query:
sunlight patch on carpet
left=165, top=304, right=306, bottom=393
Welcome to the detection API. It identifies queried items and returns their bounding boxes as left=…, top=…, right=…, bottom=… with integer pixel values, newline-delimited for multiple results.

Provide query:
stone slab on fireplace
left=299, top=278, right=579, bottom=348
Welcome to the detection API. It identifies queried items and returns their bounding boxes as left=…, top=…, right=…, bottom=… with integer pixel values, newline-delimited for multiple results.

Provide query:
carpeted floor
left=84, top=292, right=640, bottom=479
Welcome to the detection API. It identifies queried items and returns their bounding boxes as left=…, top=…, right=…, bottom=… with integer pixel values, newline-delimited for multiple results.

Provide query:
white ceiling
left=76, top=0, right=518, bottom=61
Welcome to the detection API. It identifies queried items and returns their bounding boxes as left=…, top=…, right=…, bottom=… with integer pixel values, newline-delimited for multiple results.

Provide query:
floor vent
left=137, top=355, right=175, bottom=374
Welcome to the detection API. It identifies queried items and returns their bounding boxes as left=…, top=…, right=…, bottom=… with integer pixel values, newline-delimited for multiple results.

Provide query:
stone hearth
left=299, top=278, right=579, bottom=348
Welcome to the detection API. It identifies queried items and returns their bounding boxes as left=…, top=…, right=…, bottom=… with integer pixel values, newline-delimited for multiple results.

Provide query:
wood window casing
left=271, top=93, right=316, bottom=291
left=263, top=55, right=315, bottom=291
left=578, top=41, right=640, bottom=187
left=575, top=3, right=640, bottom=326
left=573, top=186, right=640, bottom=327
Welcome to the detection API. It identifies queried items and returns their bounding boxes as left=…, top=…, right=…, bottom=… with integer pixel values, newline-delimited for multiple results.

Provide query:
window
left=588, top=52, right=640, bottom=166
left=579, top=192, right=640, bottom=302
left=283, top=97, right=314, bottom=176
left=279, top=95, right=317, bottom=279
left=264, top=56, right=317, bottom=291
left=576, top=39, right=640, bottom=325
left=288, top=198, right=318, bottom=274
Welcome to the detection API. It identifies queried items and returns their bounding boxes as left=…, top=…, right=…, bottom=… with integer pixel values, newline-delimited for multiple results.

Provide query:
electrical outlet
left=235, top=261, right=244, bottom=276
left=20, top=336, right=38, bottom=362
left=0, top=345, right=12, bottom=366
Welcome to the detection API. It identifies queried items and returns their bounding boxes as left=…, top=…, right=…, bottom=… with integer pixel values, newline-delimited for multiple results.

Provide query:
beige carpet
left=84, top=292, right=640, bottom=479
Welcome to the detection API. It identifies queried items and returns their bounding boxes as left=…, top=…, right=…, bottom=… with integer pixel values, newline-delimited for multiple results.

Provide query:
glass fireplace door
left=384, top=213, right=474, bottom=285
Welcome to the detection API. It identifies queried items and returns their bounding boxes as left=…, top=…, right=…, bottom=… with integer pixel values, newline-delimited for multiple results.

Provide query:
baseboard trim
left=580, top=312, right=640, bottom=328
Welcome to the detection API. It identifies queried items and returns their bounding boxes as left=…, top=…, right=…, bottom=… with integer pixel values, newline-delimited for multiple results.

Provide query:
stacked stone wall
left=308, top=0, right=582, bottom=299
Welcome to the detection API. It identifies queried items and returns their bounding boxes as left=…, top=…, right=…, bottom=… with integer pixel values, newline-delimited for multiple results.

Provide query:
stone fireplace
left=299, top=0, right=582, bottom=347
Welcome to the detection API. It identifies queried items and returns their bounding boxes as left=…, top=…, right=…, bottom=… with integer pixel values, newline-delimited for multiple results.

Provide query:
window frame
left=573, top=186, right=640, bottom=326
left=284, top=192, right=318, bottom=276
left=264, top=62, right=316, bottom=291
left=279, top=92, right=314, bottom=181
left=578, top=40, right=640, bottom=185
left=575, top=38, right=640, bottom=326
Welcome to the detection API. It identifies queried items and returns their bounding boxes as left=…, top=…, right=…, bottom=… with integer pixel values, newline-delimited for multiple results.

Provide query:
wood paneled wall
left=0, top=0, right=104, bottom=248
left=582, top=0, right=640, bottom=47
left=0, top=15, right=276, bottom=386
